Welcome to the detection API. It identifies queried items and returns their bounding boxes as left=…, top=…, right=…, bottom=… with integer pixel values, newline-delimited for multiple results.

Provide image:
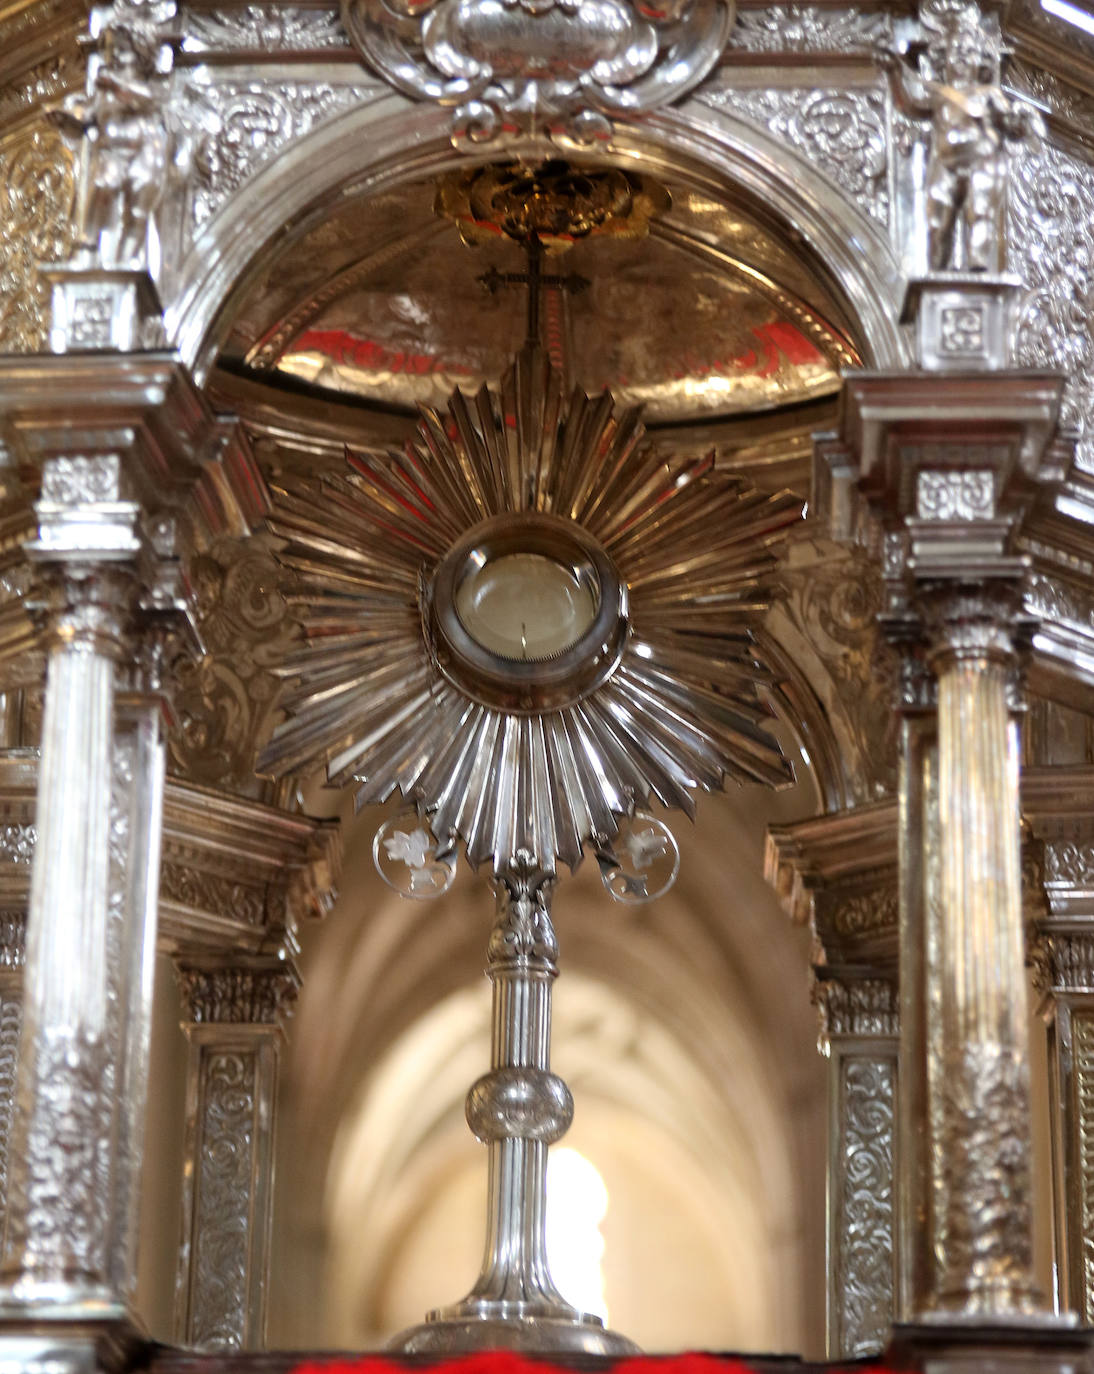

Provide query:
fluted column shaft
left=2, top=517, right=138, bottom=1298
left=922, top=588, right=1038, bottom=1317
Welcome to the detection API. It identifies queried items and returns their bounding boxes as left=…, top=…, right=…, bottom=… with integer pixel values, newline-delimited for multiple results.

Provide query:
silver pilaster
left=1025, top=767, right=1094, bottom=1321
left=766, top=802, right=901, bottom=1357
left=817, top=976, right=899, bottom=1358
left=173, top=961, right=298, bottom=1352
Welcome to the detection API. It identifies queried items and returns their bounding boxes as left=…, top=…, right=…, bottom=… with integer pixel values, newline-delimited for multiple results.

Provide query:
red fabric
left=290, top=1356, right=886, bottom=1374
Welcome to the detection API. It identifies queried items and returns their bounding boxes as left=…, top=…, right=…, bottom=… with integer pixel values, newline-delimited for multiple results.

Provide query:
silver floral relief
left=177, top=78, right=381, bottom=230
left=1073, top=1012, right=1094, bottom=1320
left=181, top=6, right=350, bottom=54
left=5, top=1025, right=113, bottom=1281
left=838, top=1055, right=895, bottom=1356
left=1009, top=134, right=1094, bottom=471
left=937, top=1040, right=1035, bottom=1300
left=726, top=5, right=892, bottom=53
left=697, top=85, right=889, bottom=224
left=190, top=1050, right=257, bottom=1349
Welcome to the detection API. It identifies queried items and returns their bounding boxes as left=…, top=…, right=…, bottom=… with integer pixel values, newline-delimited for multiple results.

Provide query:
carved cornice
left=175, top=961, right=300, bottom=1026
left=0, top=754, right=342, bottom=955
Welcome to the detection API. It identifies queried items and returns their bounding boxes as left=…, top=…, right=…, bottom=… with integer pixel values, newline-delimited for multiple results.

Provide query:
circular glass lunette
left=427, top=512, right=628, bottom=713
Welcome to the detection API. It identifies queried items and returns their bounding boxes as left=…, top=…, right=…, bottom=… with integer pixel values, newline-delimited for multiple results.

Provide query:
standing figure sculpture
left=884, top=7, right=1041, bottom=273
left=50, top=2, right=177, bottom=271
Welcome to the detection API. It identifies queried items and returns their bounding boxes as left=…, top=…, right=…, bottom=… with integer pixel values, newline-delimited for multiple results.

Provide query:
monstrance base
left=387, top=1309, right=640, bottom=1356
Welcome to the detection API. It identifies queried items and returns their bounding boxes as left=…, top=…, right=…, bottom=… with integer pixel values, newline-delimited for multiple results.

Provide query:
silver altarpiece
left=5, top=0, right=1094, bottom=1369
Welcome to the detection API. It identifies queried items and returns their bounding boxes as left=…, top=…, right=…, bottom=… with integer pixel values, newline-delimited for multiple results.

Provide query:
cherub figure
left=882, top=9, right=1042, bottom=272
left=49, top=4, right=176, bottom=270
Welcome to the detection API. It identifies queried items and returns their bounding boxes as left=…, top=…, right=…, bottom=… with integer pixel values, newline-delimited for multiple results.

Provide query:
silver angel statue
left=883, top=6, right=1042, bottom=273
left=49, top=2, right=178, bottom=271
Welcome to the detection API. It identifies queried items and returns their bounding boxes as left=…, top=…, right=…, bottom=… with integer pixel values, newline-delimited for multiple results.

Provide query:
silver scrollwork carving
left=1074, top=1013, right=1094, bottom=1320
left=189, top=1050, right=257, bottom=1349
left=839, top=1056, right=895, bottom=1355
left=339, top=0, right=733, bottom=147
left=915, top=469, right=995, bottom=521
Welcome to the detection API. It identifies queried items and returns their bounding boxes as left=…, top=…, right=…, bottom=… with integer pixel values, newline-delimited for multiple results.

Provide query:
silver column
left=173, top=960, right=298, bottom=1351
left=1, top=456, right=139, bottom=1305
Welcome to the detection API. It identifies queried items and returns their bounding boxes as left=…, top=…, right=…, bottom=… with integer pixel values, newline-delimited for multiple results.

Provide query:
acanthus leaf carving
left=816, top=977, right=899, bottom=1039
left=176, top=966, right=298, bottom=1025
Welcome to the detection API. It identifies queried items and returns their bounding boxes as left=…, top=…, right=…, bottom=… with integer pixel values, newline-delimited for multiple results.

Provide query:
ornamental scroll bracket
left=338, top=0, right=735, bottom=148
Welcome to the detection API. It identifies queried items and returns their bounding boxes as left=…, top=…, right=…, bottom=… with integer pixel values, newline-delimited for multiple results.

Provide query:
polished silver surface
left=260, top=340, right=801, bottom=873
left=339, top=0, right=734, bottom=147
left=387, top=853, right=638, bottom=1357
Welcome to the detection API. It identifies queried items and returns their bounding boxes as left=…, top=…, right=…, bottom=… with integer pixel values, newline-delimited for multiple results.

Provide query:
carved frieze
left=159, top=862, right=266, bottom=927
left=818, top=882, right=900, bottom=940
left=838, top=1055, right=895, bottom=1355
left=699, top=84, right=889, bottom=225
left=0, top=123, right=77, bottom=353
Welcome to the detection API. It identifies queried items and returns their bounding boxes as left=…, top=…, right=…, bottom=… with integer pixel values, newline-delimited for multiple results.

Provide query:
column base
left=387, top=1308, right=640, bottom=1356
left=890, top=1318, right=1090, bottom=1374
left=0, top=1298, right=147, bottom=1374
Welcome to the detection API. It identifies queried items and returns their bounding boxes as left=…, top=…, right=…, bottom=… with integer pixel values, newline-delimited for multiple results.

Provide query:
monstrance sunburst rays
left=258, top=342, right=803, bottom=873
